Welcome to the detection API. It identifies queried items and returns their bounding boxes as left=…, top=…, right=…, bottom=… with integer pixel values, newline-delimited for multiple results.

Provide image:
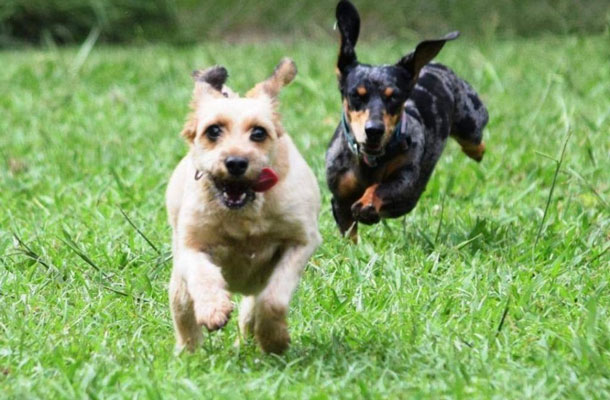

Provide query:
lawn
left=1, top=34, right=609, bottom=399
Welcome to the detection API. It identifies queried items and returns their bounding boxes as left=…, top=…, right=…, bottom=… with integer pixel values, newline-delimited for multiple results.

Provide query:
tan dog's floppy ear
left=181, top=66, right=229, bottom=142
left=246, top=58, right=297, bottom=99
left=192, top=65, right=228, bottom=91
left=192, top=65, right=229, bottom=101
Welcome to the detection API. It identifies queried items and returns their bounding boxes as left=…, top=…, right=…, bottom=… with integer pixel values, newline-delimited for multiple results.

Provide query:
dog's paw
left=351, top=200, right=381, bottom=225
left=255, top=318, right=291, bottom=354
left=460, top=140, right=485, bottom=162
left=193, top=290, right=234, bottom=331
left=254, top=302, right=290, bottom=354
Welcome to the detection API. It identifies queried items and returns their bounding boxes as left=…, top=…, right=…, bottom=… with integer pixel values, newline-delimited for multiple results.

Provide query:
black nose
left=225, top=156, right=249, bottom=176
left=364, top=121, right=385, bottom=141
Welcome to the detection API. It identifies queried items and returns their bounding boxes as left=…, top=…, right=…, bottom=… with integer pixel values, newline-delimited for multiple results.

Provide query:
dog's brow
left=240, top=116, right=269, bottom=132
left=204, top=115, right=232, bottom=131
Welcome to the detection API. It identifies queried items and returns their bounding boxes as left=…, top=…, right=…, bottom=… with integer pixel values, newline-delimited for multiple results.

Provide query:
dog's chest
left=210, top=235, right=283, bottom=295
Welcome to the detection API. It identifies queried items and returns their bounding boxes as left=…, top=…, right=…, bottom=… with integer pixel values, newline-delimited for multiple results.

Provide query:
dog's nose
left=364, top=121, right=385, bottom=141
left=225, top=156, right=249, bottom=176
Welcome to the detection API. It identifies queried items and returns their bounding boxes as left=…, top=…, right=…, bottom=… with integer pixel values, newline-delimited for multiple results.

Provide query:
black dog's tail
left=450, top=77, right=489, bottom=162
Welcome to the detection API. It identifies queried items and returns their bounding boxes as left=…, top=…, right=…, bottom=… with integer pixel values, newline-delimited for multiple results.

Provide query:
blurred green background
left=1, top=0, right=609, bottom=47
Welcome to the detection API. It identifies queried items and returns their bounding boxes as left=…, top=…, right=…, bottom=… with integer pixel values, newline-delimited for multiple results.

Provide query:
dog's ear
left=246, top=58, right=297, bottom=99
left=396, top=31, right=459, bottom=86
left=192, top=65, right=228, bottom=99
left=181, top=66, right=228, bottom=142
left=192, top=65, right=227, bottom=91
left=336, top=0, right=360, bottom=77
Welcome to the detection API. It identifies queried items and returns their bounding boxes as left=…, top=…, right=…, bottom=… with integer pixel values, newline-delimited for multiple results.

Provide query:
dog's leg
left=253, top=239, right=318, bottom=353
left=233, top=296, right=255, bottom=349
left=351, top=184, right=382, bottom=225
left=450, top=78, right=489, bottom=162
left=238, top=296, right=256, bottom=340
left=351, top=164, right=425, bottom=223
left=455, top=137, right=486, bottom=162
left=169, top=270, right=201, bottom=352
left=174, top=248, right=234, bottom=333
left=332, top=198, right=359, bottom=243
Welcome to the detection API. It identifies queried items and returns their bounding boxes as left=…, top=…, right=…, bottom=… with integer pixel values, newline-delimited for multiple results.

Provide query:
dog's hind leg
left=236, top=296, right=256, bottom=346
left=254, top=236, right=320, bottom=353
left=332, top=198, right=359, bottom=243
left=169, top=271, right=201, bottom=352
left=450, top=78, right=489, bottom=162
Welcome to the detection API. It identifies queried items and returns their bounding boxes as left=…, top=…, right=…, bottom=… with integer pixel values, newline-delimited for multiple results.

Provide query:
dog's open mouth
left=362, top=143, right=384, bottom=156
left=210, top=168, right=278, bottom=210
left=214, top=180, right=255, bottom=209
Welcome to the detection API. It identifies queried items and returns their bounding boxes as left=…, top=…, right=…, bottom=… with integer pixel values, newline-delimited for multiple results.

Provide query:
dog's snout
left=225, top=156, right=249, bottom=176
left=364, top=121, right=385, bottom=140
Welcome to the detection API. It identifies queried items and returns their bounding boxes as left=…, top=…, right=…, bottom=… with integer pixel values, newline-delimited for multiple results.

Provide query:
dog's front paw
left=193, top=290, right=234, bottom=331
left=351, top=200, right=381, bottom=225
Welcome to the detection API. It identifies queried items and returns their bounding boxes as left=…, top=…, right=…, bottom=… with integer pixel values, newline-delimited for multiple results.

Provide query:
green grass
left=1, top=34, right=609, bottom=398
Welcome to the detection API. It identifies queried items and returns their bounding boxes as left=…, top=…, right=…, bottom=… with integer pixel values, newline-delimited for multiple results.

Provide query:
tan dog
left=166, top=58, right=321, bottom=354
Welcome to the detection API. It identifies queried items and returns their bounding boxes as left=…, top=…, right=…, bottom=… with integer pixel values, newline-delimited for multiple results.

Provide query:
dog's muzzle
left=201, top=167, right=278, bottom=210
left=213, top=178, right=255, bottom=209
left=363, top=120, right=385, bottom=153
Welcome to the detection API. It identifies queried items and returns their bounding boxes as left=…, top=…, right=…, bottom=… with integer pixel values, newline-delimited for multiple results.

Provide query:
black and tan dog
left=326, top=0, right=489, bottom=240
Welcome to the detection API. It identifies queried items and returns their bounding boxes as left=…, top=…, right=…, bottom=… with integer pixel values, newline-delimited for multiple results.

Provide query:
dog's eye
left=384, top=93, right=397, bottom=103
left=250, top=126, right=268, bottom=142
left=205, top=124, right=222, bottom=141
left=349, top=91, right=366, bottom=107
left=353, top=91, right=366, bottom=100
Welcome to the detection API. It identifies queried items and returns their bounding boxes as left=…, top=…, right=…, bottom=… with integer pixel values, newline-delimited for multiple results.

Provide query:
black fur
left=326, top=0, right=489, bottom=235
left=192, top=66, right=228, bottom=91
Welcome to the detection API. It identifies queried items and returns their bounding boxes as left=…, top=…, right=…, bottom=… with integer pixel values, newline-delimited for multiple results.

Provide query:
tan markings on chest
left=337, top=169, right=360, bottom=198
left=379, top=154, right=409, bottom=181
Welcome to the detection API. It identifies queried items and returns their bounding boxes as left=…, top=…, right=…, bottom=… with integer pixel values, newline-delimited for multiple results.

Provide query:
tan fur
left=347, top=106, right=369, bottom=144
left=337, top=169, right=359, bottom=198
left=380, top=154, right=409, bottom=180
left=381, top=111, right=401, bottom=146
left=356, top=86, right=367, bottom=96
left=455, top=139, right=486, bottom=162
left=384, top=87, right=394, bottom=97
left=166, top=59, right=321, bottom=354
left=246, top=58, right=297, bottom=100
left=356, top=184, right=382, bottom=213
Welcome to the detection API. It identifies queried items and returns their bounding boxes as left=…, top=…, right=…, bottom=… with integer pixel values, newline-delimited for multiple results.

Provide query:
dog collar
left=341, top=109, right=408, bottom=167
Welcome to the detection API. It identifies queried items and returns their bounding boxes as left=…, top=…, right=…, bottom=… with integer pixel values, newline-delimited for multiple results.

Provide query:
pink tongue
left=252, top=167, right=278, bottom=192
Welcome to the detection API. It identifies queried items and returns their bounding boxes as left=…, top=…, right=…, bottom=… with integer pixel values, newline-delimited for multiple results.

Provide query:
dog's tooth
left=223, top=192, right=229, bottom=200
left=239, top=192, right=247, bottom=202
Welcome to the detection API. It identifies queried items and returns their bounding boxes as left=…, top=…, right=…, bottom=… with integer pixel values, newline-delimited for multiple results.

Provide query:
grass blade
left=11, top=232, right=54, bottom=271
left=534, top=129, right=573, bottom=251
left=60, top=228, right=109, bottom=279
left=119, top=208, right=161, bottom=255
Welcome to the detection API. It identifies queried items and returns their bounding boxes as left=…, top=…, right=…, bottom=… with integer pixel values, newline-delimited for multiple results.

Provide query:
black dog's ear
left=336, top=0, right=360, bottom=76
left=397, top=31, right=460, bottom=86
